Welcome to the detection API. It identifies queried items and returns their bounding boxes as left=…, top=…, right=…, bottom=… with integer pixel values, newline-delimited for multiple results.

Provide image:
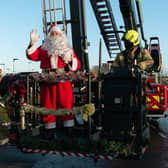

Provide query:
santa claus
left=26, top=25, right=81, bottom=135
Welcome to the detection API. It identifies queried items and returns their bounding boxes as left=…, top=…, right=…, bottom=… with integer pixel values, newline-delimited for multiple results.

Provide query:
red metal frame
left=149, top=37, right=162, bottom=72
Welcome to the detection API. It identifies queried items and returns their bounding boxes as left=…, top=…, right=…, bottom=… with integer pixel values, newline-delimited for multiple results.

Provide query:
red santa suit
left=26, top=26, right=80, bottom=129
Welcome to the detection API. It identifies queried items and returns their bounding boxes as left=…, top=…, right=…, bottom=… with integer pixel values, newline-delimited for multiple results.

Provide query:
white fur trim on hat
left=63, top=119, right=74, bottom=127
left=49, top=26, right=62, bottom=34
left=45, top=122, right=56, bottom=129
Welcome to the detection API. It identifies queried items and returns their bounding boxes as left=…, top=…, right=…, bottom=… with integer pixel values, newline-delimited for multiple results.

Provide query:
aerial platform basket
left=0, top=68, right=150, bottom=160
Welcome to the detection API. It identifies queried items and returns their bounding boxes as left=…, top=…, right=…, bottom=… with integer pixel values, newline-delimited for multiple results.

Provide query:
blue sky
left=0, top=0, right=168, bottom=74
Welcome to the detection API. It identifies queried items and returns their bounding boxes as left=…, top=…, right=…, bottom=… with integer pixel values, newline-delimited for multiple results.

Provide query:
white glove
left=62, top=49, right=73, bottom=64
left=30, top=29, right=40, bottom=45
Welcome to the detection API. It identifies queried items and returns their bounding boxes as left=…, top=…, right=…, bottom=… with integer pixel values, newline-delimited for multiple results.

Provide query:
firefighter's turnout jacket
left=112, top=47, right=154, bottom=70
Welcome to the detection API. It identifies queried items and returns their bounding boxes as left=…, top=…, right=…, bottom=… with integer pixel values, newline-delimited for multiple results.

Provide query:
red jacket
left=26, top=45, right=81, bottom=71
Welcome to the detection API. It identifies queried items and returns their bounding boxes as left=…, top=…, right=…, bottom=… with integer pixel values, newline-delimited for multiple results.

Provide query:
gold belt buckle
left=42, top=68, right=65, bottom=74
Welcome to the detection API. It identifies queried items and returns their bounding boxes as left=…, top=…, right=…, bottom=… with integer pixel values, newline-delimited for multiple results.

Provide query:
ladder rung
left=104, top=34, right=115, bottom=38
left=109, top=55, right=118, bottom=57
left=111, top=52, right=120, bottom=55
left=102, top=20, right=111, bottom=24
left=96, top=0, right=105, bottom=2
left=96, top=5, right=106, bottom=8
left=109, top=43, right=119, bottom=46
left=46, top=20, right=71, bottom=26
left=109, top=45, right=120, bottom=48
left=107, top=37, right=117, bottom=40
left=109, top=48, right=120, bottom=50
left=45, top=8, right=62, bottom=12
left=107, top=39, right=116, bottom=42
left=109, top=50, right=120, bottom=53
left=109, top=42, right=118, bottom=45
left=104, top=26, right=113, bottom=29
left=100, top=16, right=109, bottom=19
left=98, top=10, right=108, bottom=14
left=102, top=30, right=117, bottom=34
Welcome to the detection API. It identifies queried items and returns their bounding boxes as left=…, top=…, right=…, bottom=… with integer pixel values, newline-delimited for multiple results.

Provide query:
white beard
left=42, top=34, right=70, bottom=57
left=41, top=34, right=71, bottom=69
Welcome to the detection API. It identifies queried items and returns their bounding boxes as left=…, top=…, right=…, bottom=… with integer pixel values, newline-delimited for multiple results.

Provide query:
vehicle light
left=160, top=96, right=164, bottom=100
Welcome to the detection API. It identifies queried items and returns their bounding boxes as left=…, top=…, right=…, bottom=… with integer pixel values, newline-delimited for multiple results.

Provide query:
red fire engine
left=146, top=37, right=167, bottom=117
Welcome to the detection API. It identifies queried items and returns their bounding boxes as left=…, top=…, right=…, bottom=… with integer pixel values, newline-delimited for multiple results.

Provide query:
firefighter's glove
left=81, top=104, right=95, bottom=122
left=138, top=63, right=146, bottom=70
left=30, top=29, right=40, bottom=45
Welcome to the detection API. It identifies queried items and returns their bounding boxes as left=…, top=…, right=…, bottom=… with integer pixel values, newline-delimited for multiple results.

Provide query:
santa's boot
left=43, top=122, right=57, bottom=139
left=63, top=119, right=74, bottom=137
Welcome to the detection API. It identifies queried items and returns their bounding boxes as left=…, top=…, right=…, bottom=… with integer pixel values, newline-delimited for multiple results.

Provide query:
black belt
left=42, top=68, right=65, bottom=74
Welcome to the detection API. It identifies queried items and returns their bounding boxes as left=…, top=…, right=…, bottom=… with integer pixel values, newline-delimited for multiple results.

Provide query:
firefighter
left=112, top=29, right=154, bottom=70
left=26, top=25, right=81, bottom=138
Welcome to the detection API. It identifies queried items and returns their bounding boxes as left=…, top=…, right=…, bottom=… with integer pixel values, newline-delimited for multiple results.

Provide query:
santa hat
left=48, top=24, right=62, bottom=34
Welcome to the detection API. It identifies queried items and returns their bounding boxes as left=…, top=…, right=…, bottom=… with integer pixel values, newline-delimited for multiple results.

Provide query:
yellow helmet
left=123, top=30, right=140, bottom=47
